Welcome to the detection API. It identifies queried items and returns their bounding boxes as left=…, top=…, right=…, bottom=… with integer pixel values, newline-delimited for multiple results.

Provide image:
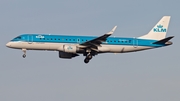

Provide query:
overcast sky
left=1, top=0, right=180, bottom=101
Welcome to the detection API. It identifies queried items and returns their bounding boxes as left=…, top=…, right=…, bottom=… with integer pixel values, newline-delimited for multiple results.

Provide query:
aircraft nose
left=6, top=42, right=11, bottom=47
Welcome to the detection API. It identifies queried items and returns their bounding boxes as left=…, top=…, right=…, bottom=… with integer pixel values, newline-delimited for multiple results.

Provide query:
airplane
left=6, top=16, right=174, bottom=63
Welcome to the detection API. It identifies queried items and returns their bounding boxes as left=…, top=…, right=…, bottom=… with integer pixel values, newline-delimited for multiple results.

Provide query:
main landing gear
left=84, top=53, right=93, bottom=64
left=22, top=49, right=26, bottom=58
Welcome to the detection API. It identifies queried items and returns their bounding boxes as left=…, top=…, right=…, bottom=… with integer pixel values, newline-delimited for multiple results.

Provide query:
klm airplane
left=6, top=16, right=173, bottom=63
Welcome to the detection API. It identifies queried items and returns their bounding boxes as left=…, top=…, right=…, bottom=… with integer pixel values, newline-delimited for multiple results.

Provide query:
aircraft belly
left=101, top=45, right=124, bottom=53
left=19, top=42, right=54, bottom=50
left=24, top=42, right=75, bottom=51
left=11, top=42, right=80, bottom=52
left=23, top=42, right=49, bottom=50
left=49, top=43, right=63, bottom=50
left=102, top=45, right=154, bottom=53
left=123, top=46, right=153, bottom=52
left=11, top=42, right=154, bottom=53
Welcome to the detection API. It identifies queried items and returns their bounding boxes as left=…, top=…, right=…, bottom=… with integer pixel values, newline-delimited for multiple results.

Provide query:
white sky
left=1, top=0, right=180, bottom=101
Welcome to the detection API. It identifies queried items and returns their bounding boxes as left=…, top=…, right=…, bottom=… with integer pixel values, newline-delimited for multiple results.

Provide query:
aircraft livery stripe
left=10, top=34, right=164, bottom=47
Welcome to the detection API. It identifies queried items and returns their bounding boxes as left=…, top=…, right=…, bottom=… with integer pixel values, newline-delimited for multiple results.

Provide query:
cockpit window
left=15, top=36, right=21, bottom=39
left=10, top=36, right=23, bottom=41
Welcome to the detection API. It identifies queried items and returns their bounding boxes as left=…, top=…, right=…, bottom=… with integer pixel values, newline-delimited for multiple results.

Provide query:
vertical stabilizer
left=139, top=16, right=171, bottom=40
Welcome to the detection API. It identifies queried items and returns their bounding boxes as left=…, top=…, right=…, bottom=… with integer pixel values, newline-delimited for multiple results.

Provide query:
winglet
left=106, top=26, right=117, bottom=35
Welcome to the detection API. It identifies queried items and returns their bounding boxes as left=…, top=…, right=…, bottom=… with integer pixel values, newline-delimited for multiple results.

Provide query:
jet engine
left=59, top=51, right=79, bottom=59
left=58, top=45, right=79, bottom=53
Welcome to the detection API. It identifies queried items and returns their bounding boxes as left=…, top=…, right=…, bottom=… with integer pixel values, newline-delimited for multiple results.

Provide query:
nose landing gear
left=22, top=49, right=26, bottom=58
left=23, top=54, right=26, bottom=58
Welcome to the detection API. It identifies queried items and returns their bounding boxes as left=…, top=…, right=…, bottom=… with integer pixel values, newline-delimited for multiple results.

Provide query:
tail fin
left=139, top=16, right=171, bottom=40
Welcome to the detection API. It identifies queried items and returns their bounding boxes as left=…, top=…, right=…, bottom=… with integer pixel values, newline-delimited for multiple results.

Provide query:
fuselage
left=6, top=34, right=166, bottom=53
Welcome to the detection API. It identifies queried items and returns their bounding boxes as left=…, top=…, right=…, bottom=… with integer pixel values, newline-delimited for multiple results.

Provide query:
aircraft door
left=28, top=35, right=33, bottom=44
left=133, top=38, right=138, bottom=48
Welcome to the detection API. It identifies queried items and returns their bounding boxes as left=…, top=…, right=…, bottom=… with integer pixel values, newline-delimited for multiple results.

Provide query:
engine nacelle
left=58, top=45, right=79, bottom=53
left=64, top=45, right=77, bottom=53
left=59, top=51, right=78, bottom=59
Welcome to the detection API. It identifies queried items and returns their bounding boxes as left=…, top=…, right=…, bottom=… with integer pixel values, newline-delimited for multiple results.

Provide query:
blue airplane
left=6, top=16, right=173, bottom=63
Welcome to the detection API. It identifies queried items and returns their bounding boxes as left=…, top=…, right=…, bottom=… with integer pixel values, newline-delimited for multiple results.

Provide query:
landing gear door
left=28, top=35, right=33, bottom=44
left=133, top=37, right=138, bottom=48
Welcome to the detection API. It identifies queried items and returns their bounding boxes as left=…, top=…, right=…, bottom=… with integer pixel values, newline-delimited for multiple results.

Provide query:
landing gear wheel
left=87, top=54, right=92, bottom=59
left=22, top=54, right=26, bottom=58
left=84, top=58, right=89, bottom=64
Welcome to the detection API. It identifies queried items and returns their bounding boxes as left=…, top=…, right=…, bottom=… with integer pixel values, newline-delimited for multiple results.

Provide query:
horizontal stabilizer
left=153, top=36, right=174, bottom=44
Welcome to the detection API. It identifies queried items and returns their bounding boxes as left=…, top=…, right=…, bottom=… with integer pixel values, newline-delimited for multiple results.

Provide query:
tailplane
left=139, top=16, right=171, bottom=40
left=153, top=36, right=174, bottom=45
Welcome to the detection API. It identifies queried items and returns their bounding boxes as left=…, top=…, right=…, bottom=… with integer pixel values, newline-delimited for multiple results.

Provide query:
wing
left=80, top=26, right=117, bottom=49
